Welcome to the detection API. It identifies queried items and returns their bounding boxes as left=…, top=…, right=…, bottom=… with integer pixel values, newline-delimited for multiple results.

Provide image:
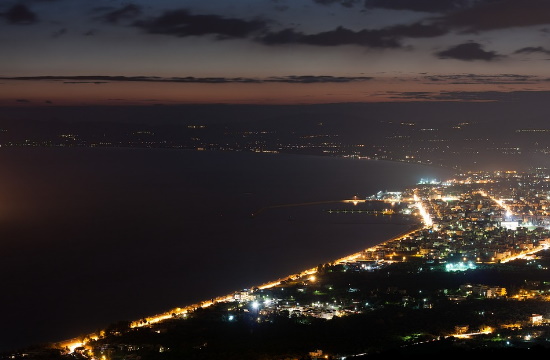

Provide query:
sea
left=0, top=147, right=454, bottom=352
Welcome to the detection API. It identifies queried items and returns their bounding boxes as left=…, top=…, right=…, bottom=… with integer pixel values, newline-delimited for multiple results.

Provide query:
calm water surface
left=0, top=148, right=453, bottom=351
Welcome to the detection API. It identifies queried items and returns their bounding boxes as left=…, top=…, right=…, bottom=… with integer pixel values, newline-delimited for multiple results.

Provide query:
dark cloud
left=433, top=91, right=504, bottom=101
left=260, top=26, right=401, bottom=48
left=121, top=8, right=449, bottom=47
left=381, top=22, right=447, bottom=38
left=438, top=0, right=550, bottom=33
left=386, top=90, right=541, bottom=102
left=1, top=75, right=374, bottom=84
left=100, top=4, right=142, bottom=24
left=364, top=0, right=471, bottom=13
left=3, top=4, right=38, bottom=24
left=64, top=81, right=108, bottom=84
left=15, top=99, right=30, bottom=103
left=1, top=75, right=249, bottom=83
left=298, top=27, right=400, bottom=47
left=360, top=1, right=550, bottom=35
left=259, top=21, right=447, bottom=48
left=436, top=42, right=502, bottom=61
left=259, top=28, right=304, bottom=44
left=7, top=75, right=264, bottom=84
left=514, top=46, right=550, bottom=55
left=386, top=91, right=439, bottom=100
left=313, top=0, right=360, bottom=8
left=133, top=9, right=267, bottom=39
left=423, top=73, right=538, bottom=84
left=432, top=90, right=550, bottom=102
left=266, top=75, right=373, bottom=83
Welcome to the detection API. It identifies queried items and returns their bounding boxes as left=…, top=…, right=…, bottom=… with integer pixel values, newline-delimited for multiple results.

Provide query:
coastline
left=57, top=222, right=424, bottom=351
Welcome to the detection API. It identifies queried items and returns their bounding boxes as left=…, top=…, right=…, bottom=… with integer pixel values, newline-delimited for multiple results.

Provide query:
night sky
left=2, top=0, right=550, bottom=105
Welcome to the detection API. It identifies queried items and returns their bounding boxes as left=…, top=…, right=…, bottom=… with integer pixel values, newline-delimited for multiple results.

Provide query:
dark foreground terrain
left=3, top=250, right=550, bottom=359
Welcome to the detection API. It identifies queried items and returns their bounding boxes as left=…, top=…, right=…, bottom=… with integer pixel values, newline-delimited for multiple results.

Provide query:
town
left=2, top=103, right=550, bottom=172
left=5, top=169, right=550, bottom=359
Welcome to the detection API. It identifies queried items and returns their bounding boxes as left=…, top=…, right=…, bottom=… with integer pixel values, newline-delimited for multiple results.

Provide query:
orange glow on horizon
left=3, top=76, right=550, bottom=106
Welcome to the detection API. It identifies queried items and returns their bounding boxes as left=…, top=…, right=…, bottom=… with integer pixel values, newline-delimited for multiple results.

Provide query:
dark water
left=0, top=148, right=453, bottom=352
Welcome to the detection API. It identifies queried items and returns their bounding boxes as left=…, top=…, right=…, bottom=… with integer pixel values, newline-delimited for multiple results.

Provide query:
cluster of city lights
left=445, top=262, right=477, bottom=272
left=413, top=192, right=433, bottom=227
left=477, top=190, right=514, bottom=219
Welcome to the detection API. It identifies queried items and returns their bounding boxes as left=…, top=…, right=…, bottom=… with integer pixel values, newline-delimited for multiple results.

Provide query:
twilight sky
left=2, top=0, right=550, bottom=105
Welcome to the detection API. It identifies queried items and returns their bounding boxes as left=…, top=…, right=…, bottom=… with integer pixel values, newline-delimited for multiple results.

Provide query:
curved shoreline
left=57, top=223, right=423, bottom=351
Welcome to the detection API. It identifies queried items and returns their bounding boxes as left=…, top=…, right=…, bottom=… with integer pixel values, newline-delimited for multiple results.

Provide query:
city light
left=413, top=192, right=433, bottom=227
left=445, top=262, right=477, bottom=272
